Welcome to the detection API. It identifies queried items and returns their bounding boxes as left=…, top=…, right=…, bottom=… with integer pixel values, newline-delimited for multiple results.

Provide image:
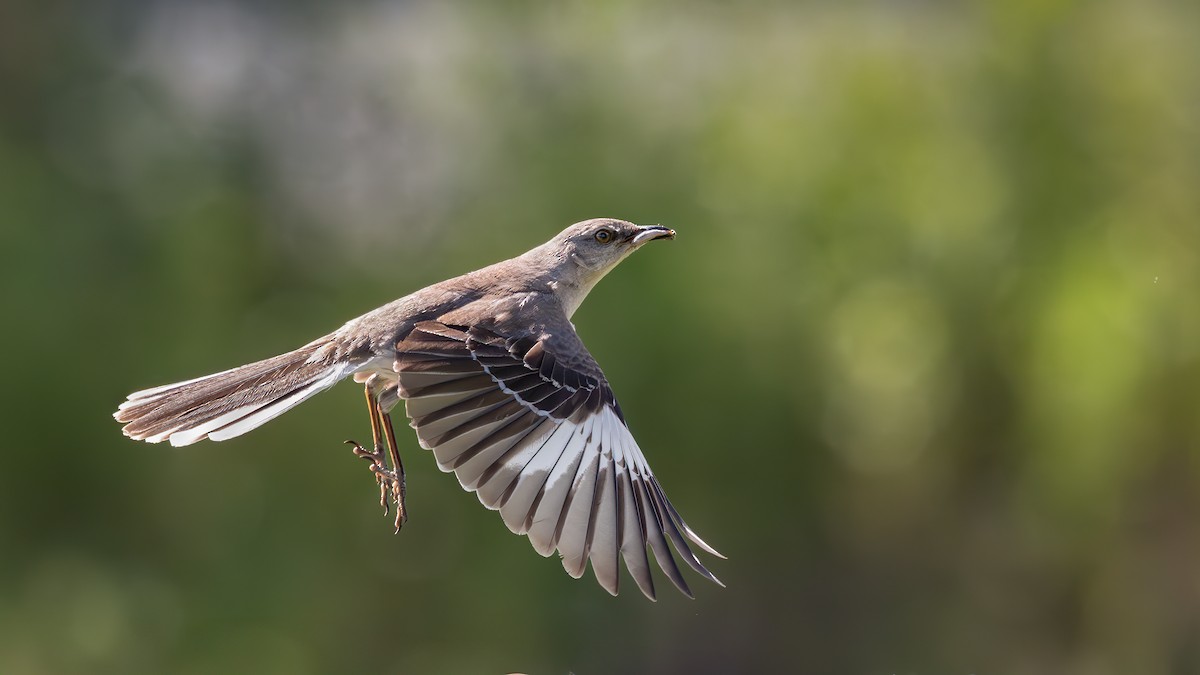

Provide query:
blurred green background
left=2, top=0, right=1199, bottom=673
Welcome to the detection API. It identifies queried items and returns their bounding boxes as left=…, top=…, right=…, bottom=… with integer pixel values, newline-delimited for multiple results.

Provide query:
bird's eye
left=594, top=228, right=614, bottom=244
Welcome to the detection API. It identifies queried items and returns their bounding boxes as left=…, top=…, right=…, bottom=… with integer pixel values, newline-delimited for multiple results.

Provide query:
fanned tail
left=114, top=341, right=360, bottom=446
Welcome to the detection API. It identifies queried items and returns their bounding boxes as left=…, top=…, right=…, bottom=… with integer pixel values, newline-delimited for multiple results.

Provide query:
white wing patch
left=409, top=394, right=723, bottom=599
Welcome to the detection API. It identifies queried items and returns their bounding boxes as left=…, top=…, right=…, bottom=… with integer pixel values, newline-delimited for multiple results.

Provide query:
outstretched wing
left=393, top=320, right=723, bottom=600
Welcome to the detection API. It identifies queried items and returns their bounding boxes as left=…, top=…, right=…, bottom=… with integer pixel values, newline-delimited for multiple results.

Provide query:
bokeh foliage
left=1, top=0, right=1198, bottom=672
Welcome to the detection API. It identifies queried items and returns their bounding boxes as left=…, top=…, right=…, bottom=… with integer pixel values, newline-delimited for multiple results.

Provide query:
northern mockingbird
left=115, top=218, right=723, bottom=600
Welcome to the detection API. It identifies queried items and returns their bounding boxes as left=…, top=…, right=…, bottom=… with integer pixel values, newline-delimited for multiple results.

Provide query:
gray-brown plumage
left=115, top=218, right=724, bottom=600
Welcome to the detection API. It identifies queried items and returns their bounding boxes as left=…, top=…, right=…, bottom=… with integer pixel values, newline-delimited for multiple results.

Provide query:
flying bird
left=115, top=218, right=723, bottom=600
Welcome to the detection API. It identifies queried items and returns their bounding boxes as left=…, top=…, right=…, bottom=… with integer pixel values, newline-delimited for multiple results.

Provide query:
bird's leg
left=344, top=377, right=407, bottom=532
left=380, top=408, right=407, bottom=532
left=344, top=383, right=389, bottom=510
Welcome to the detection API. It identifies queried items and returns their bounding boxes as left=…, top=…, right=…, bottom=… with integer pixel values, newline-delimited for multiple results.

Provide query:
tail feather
left=115, top=343, right=362, bottom=446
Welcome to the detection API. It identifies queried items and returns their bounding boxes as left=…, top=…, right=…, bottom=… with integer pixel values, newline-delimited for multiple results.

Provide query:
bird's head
left=534, top=218, right=676, bottom=316
left=551, top=218, right=675, bottom=272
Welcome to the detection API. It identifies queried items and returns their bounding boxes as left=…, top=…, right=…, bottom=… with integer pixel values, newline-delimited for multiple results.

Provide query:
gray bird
left=115, top=218, right=723, bottom=600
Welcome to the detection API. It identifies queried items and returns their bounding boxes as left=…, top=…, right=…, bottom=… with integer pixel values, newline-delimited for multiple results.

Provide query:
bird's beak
left=631, top=225, right=676, bottom=245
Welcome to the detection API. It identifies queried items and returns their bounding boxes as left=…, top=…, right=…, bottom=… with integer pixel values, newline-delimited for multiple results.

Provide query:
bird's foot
left=344, top=439, right=408, bottom=533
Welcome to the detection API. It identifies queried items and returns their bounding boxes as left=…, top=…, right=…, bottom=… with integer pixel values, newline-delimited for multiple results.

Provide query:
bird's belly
left=351, top=355, right=400, bottom=385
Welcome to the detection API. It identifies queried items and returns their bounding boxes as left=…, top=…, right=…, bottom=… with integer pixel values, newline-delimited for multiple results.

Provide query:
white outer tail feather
left=118, top=361, right=358, bottom=447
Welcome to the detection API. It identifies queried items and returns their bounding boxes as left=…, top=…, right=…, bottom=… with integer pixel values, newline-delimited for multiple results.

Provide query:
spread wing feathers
left=394, top=321, right=724, bottom=600
left=115, top=343, right=360, bottom=446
